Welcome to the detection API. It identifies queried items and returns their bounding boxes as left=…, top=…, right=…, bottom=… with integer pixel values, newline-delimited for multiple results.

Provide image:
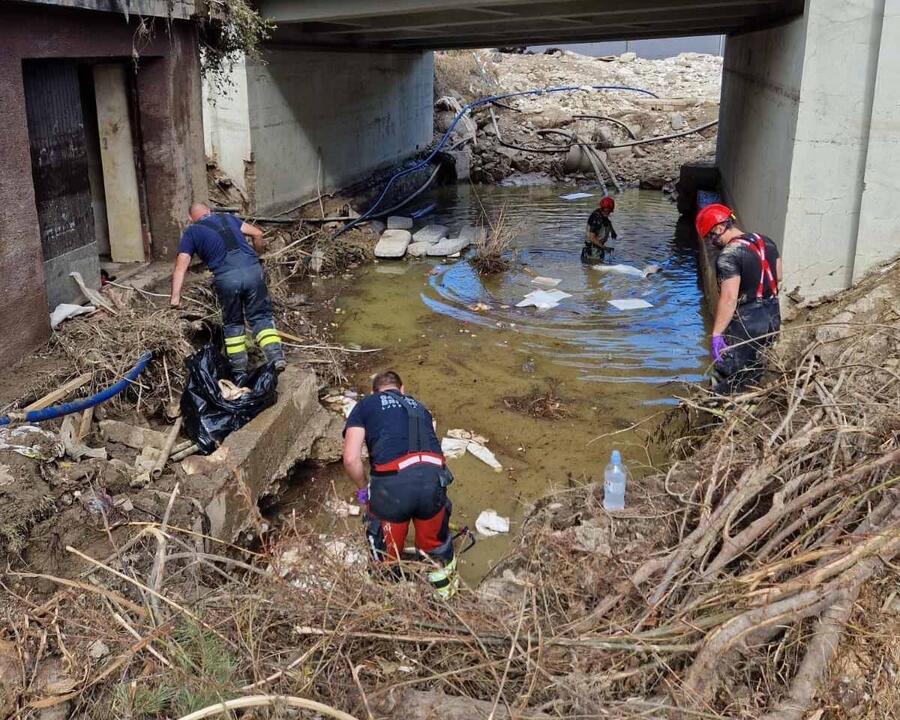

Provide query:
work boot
left=427, top=556, right=458, bottom=600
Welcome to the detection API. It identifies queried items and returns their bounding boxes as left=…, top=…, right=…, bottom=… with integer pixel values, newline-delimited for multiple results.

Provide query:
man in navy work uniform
left=170, top=202, right=285, bottom=378
left=342, top=370, right=457, bottom=599
left=696, top=203, right=783, bottom=394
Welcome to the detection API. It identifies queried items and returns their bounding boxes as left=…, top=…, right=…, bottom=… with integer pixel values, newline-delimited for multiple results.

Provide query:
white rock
left=406, top=241, right=430, bottom=258
left=386, top=216, right=413, bottom=230
left=476, top=510, right=510, bottom=536
left=427, top=237, right=470, bottom=257
left=374, top=229, right=412, bottom=258
left=413, top=224, right=449, bottom=244
left=669, top=112, right=685, bottom=131
left=619, top=52, right=637, bottom=63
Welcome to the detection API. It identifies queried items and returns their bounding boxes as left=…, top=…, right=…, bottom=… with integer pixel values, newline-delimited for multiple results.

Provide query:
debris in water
left=608, top=298, right=654, bottom=311
left=441, top=437, right=469, bottom=459
left=468, top=302, right=492, bottom=312
left=447, top=428, right=489, bottom=445
left=592, top=263, right=661, bottom=278
left=516, top=289, right=572, bottom=310
left=559, top=192, right=594, bottom=201
left=476, top=509, right=510, bottom=536
left=531, top=276, right=562, bottom=289
left=503, top=380, right=570, bottom=419
left=466, top=442, right=502, bottom=471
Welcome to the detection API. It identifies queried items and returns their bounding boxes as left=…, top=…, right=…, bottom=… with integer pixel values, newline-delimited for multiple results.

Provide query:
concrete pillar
left=205, top=48, right=434, bottom=215
left=719, top=0, right=897, bottom=301
left=202, top=55, right=253, bottom=196
left=853, top=2, right=900, bottom=279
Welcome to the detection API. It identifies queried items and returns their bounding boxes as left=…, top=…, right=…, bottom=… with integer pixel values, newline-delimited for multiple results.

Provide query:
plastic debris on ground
left=50, top=303, right=96, bottom=329
left=559, top=192, right=594, bottom=200
left=59, top=415, right=107, bottom=461
left=475, top=509, right=510, bottom=537
left=441, top=437, right=469, bottom=459
left=608, top=298, right=654, bottom=311
left=466, top=442, right=503, bottom=471
left=325, top=498, right=361, bottom=517
left=443, top=429, right=502, bottom=470
left=516, top=289, right=572, bottom=310
left=180, top=344, right=278, bottom=455
left=531, top=276, right=562, bottom=289
left=591, top=263, right=661, bottom=278
left=0, top=425, right=63, bottom=461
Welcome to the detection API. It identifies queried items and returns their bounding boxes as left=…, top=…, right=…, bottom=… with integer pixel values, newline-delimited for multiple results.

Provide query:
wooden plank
left=23, top=373, right=92, bottom=412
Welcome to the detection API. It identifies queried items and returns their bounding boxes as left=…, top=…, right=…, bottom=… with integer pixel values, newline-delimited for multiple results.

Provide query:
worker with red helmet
left=695, top=203, right=783, bottom=394
left=582, top=195, right=617, bottom=263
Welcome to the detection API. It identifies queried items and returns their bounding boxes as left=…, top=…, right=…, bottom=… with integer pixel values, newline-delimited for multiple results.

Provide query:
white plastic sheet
left=516, top=289, right=572, bottom=310
left=559, top=192, right=593, bottom=200
left=608, top=298, right=654, bottom=310
left=476, top=510, right=510, bottom=536
left=531, top=276, right=562, bottom=289
left=591, top=263, right=661, bottom=278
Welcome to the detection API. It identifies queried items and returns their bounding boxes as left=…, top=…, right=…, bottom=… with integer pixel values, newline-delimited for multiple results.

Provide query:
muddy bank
left=434, top=49, right=720, bottom=189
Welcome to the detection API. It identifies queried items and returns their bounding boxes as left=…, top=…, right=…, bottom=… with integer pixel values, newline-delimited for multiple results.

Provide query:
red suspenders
left=735, top=233, right=778, bottom=300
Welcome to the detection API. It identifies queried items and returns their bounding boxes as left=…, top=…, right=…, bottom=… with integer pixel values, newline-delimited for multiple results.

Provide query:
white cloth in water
left=466, top=441, right=503, bottom=471
left=441, top=437, right=469, bottom=459
left=559, top=192, right=593, bottom=200
left=591, top=263, right=661, bottom=278
left=531, top=276, right=562, bottom=289
left=516, top=289, right=572, bottom=310
left=608, top=298, right=654, bottom=310
left=476, top=510, right=510, bottom=536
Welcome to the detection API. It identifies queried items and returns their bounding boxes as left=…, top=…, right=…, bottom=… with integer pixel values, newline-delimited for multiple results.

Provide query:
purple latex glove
left=355, top=487, right=369, bottom=505
left=711, top=334, right=728, bottom=362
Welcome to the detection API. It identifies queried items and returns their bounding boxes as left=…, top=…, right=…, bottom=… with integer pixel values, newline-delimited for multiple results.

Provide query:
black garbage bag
left=180, top=344, right=279, bottom=455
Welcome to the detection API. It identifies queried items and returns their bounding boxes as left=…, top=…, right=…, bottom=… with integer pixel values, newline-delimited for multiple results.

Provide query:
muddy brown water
left=281, top=184, right=710, bottom=586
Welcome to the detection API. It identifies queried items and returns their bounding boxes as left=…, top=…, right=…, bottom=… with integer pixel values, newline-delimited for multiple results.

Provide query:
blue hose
left=0, top=352, right=153, bottom=426
left=336, top=83, right=658, bottom=237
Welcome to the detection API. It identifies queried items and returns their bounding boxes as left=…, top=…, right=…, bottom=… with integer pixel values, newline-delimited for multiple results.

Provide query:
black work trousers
left=714, top=298, right=781, bottom=394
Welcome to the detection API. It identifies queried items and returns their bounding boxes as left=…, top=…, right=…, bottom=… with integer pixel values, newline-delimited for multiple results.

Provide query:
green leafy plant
left=200, top=0, right=275, bottom=95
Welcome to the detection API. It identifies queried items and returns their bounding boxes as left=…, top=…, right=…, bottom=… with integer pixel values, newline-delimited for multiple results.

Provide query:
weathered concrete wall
left=203, top=56, right=253, bottom=195
left=244, top=49, right=434, bottom=214
left=0, top=5, right=204, bottom=366
left=853, top=2, right=900, bottom=280
left=718, top=15, right=806, bottom=249
left=719, top=0, right=897, bottom=301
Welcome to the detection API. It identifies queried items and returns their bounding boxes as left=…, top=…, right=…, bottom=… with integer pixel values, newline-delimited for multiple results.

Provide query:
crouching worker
left=170, top=202, right=285, bottom=380
left=342, top=371, right=457, bottom=599
left=696, top=203, right=783, bottom=394
left=582, top=195, right=617, bottom=263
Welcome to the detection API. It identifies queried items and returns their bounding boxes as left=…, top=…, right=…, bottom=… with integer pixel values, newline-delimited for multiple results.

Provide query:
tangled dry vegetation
left=503, top=379, right=571, bottom=420
left=2, top=263, right=898, bottom=719
left=471, top=207, right=518, bottom=274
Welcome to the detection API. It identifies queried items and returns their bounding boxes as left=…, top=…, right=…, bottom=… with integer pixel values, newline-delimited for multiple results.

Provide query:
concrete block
left=387, top=215, right=414, bottom=230
left=407, top=241, right=430, bottom=257
left=374, top=229, right=412, bottom=258
left=447, top=148, right=471, bottom=180
left=669, top=112, right=685, bottom=131
left=182, top=366, right=344, bottom=543
left=412, top=224, right=449, bottom=244
left=427, top=237, right=470, bottom=257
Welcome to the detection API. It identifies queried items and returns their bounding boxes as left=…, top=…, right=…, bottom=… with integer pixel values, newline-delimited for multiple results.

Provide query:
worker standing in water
left=695, top=203, right=783, bottom=394
left=342, top=370, right=458, bottom=599
left=582, top=196, right=617, bottom=263
left=170, top=202, right=285, bottom=380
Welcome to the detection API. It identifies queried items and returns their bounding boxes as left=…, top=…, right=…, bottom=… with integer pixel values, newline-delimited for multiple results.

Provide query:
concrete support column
left=203, top=56, right=253, bottom=196
left=853, top=2, right=900, bottom=279
left=138, top=24, right=208, bottom=259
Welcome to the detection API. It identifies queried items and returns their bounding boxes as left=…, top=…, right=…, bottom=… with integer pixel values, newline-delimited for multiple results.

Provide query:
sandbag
left=180, top=345, right=278, bottom=454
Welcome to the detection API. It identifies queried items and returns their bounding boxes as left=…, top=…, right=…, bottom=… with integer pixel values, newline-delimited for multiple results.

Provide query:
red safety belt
left=373, top=451, right=444, bottom=473
left=735, top=233, right=778, bottom=299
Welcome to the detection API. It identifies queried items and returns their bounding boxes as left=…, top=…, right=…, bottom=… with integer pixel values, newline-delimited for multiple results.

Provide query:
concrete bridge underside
left=208, top=0, right=898, bottom=301
left=258, top=0, right=804, bottom=50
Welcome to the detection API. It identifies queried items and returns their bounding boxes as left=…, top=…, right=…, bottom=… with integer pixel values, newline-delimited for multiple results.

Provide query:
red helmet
left=599, top=196, right=615, bottom=212
left=695, top=203, right=734, bottom=239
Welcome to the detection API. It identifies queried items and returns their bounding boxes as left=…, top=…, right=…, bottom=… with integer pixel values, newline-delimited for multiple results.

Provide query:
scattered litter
left=531, top=276, right=562, bottom=289
left=591, top=263, right=661, bottom=278
left=75, top=488, right=114, bottom=517
left=447, top=428, right=488, bottom=445
left=466, top=442, right=503, bottom=471
left=325, top=498, right=361, bottom=517
left=608, top=298, right=654, bottom=311
left=50, top=303, right=96, bottom=329
left=218, top=379, right=251, bottom=401
left=516, top=289, right=572, bottom=310
left=468, top=302, right=491, bottom=312
left=476, top=510, right=510, bottom=536
left=560, top=192, right=593, bottom=201
left=441, top=437, right=469, bottom=459
left=323, top=538, right=366, bottom=567
left=69, top=271, right=117, bottom=314
left=88, top=640, right=110, bottom=660
left=59, top=415, right=107, bottom=461
left=0, top=425, right=63, bottom=461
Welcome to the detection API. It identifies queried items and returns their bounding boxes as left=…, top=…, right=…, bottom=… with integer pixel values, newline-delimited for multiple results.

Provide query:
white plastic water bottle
left=603, top=450, right=627, bottom=511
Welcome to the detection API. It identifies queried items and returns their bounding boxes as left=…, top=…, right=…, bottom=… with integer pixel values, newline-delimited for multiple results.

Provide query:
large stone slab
left=181, top=366, right=343, bottom=543
left=412, top=224, right=449, bottom=244
left=374, top=229, right=412, bottom=258
left=386, top=216, right=413, bottom=230
left=406, top=241, right=431, bottom=257
left=427, top=237, right=470, bottom=257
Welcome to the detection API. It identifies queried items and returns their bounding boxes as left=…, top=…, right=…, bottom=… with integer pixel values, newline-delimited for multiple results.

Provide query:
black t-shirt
left=344, top=390, right=441, bottom=466
left=715, top=234, right=780, bottom=304
left=587, top=210, right=616, bottom=243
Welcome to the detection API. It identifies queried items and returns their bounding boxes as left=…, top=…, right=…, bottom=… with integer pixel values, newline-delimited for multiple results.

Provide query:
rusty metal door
left=23, top=61, right=96, bottom=267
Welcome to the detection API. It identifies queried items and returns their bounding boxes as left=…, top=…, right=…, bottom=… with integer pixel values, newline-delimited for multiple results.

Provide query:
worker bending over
left=582, top=196, right=617, bottom=263
left=696, top=203, right=783, bottom=394
left=342, top=371, right=457, bottom=599
left=170, top=202, right=285, bottom=379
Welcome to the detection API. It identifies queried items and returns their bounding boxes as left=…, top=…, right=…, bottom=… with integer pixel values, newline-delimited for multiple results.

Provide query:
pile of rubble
left=435, top=49, right=722, bottom=189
